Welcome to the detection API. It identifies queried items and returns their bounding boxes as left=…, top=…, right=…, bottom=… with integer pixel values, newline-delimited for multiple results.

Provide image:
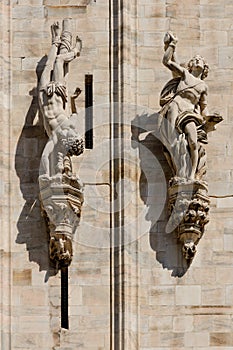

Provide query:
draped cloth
left=44, top=81, right=68, bottom=109
left=158, top=77, right=206, bottom=142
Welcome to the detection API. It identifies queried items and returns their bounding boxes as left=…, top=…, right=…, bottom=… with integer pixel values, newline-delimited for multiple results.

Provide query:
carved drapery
left=159, top=32, right=223, bottom=261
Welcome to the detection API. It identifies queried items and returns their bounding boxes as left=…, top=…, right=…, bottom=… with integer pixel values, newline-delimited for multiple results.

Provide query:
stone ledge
left=44, top=0, right=91, bottom=7
left=44, top=5, right=89, bottom=17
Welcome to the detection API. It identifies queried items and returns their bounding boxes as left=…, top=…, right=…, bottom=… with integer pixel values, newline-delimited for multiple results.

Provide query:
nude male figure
left=38, top=19, right=82, bottom=176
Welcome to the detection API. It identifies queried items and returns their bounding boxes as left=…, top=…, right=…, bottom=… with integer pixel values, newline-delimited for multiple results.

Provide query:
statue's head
left=188, top=55, right=209, bottom=80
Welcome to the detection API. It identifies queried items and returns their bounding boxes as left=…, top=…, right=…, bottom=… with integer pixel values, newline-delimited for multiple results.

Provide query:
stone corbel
left=167, top=178, right=210, bottom=260
left=39, top=170, right=84, bottom=268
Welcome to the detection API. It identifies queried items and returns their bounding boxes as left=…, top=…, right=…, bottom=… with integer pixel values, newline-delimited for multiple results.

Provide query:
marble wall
left=1, top=0, right=233, bottom=348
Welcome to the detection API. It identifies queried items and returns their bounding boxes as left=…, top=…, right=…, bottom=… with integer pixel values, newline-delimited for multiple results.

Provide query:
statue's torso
left=176, top=70, right=207, bottom=107
left=39, top=89, right=68, bottom=137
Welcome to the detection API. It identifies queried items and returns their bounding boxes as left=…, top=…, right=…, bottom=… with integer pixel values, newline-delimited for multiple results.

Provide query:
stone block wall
left=1, top=0, right=233, bottom=349
left=133, top=0, right=233, bottom=348
left=1, top=0, right=111, bottom=349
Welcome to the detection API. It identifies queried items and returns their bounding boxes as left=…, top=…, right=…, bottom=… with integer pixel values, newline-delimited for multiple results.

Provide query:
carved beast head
left=50, top=234, right=72, bottom=267
left=182, top=240, right=197, bottom=260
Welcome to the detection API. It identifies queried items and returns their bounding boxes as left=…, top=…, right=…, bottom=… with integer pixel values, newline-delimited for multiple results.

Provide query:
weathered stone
left=184, top=332, right=209, bottom=347
left=202, top=286, right=225, bottom=305
left=1, top=0, right=233, bottom=349
left=176, top=286, right=201, bottom=305
left=149, top=286, right=175, bottom=305
left=173, top=316, right=194, bottom=332
left=210, top=333, right=233, bottom=346
left=13, top=269, right=32, bottom=286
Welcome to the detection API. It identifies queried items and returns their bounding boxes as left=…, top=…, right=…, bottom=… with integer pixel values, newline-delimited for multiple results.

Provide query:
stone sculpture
left=38, top=19, right=84, bottom=268
left=159, top=32, right=223, bottom=261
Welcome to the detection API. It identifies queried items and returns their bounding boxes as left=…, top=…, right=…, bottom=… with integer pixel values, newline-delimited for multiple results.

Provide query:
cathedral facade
left=1, top=0, right=233, bottom=348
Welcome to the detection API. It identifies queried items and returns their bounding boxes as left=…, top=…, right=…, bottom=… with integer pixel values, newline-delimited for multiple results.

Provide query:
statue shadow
left=131, top=112, right=190, bottom=277
left=15, top=56, right=57, bottom=281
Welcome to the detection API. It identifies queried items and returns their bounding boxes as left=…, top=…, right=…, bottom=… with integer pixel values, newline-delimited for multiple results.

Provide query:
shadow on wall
left=131, top=112, right=190, bottom=277
left=15, top=56, right=57, bottom=281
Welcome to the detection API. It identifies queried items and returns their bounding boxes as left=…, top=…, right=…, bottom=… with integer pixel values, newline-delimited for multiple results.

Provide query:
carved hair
left=187, top=55, right=209, bottom=80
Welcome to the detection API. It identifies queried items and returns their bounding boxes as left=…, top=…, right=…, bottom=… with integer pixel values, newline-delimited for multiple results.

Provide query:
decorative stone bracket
left=168, top=178, right=209, bottom=260
left=39, top=171, right=84, bottom=268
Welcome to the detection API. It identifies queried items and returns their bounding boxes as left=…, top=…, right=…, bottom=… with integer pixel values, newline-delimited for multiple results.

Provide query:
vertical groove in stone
left=61, top=267, right=69, bottom=330
left=0, top=1, right=12, bottom=349
left=85, top=74, right=93, bottom=149
left=109, top=0, right=125, bottom=348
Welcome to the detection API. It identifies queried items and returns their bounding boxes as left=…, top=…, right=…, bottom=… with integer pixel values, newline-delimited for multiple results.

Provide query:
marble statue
left=159, top=32, right=223, bottom=261
left=38, top=19, right=84, bottom=268
left=38, top=19, right=83, bottom=177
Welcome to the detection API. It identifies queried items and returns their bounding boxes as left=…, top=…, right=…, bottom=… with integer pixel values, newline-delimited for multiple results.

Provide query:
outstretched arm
left=71, top=87, right=82, bottom=114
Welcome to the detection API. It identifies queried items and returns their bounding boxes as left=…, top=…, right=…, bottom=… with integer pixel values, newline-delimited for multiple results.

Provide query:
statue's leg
left=184, top=121, right=198, bottom=179
left=57, top=18, right=73, bottom=83
left=166, top=103, right=178, bottom=145
left=59, top=18, right=72, bottom=55
left=52, top=19, right=82, bottom=83
left=40, top=138, right=56, bottom=176
left=52, top=44, right=81, bottom=85
left=39, top=22, right=60, bottom=90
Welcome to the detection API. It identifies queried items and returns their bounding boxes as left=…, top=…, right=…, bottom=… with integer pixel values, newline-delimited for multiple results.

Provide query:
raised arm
left=162, top=32, right=185, bottom=78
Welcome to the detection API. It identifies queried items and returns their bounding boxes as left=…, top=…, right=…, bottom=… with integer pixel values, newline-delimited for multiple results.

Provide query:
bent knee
left=41, top=154, right=49, bottom=161
left=189, top=139, right=198, bottom=150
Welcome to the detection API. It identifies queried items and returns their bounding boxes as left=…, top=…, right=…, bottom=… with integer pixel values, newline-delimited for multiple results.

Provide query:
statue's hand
left=204, top=113, right=223, bottom=133
left=71, top=87, right=82, bottom=99
left=164, top=32, right=171, bottom=44
left=205, top=113, right=223, bottom=123
left=164, top=31, right=178, bottom=49
left=169, top=32, right=178, bottom=44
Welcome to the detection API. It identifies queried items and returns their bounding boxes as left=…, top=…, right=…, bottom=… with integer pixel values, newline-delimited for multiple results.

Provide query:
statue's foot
left=62, top=18, right=72, bottom=32
left=164, top=32, right=171, bottom=45
left=168, top=32, right=178, bottom=44
left=51, top=21, right=61, bottom=45
left=163, top=31, right=178, bottom=50
left=39, top=173, right=51, bottom=182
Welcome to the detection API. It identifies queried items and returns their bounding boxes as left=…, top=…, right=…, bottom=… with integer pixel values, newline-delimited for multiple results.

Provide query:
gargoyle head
left=182, top=240, right=197, bottom=260
left=50, top=234, right=73, bottom=267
